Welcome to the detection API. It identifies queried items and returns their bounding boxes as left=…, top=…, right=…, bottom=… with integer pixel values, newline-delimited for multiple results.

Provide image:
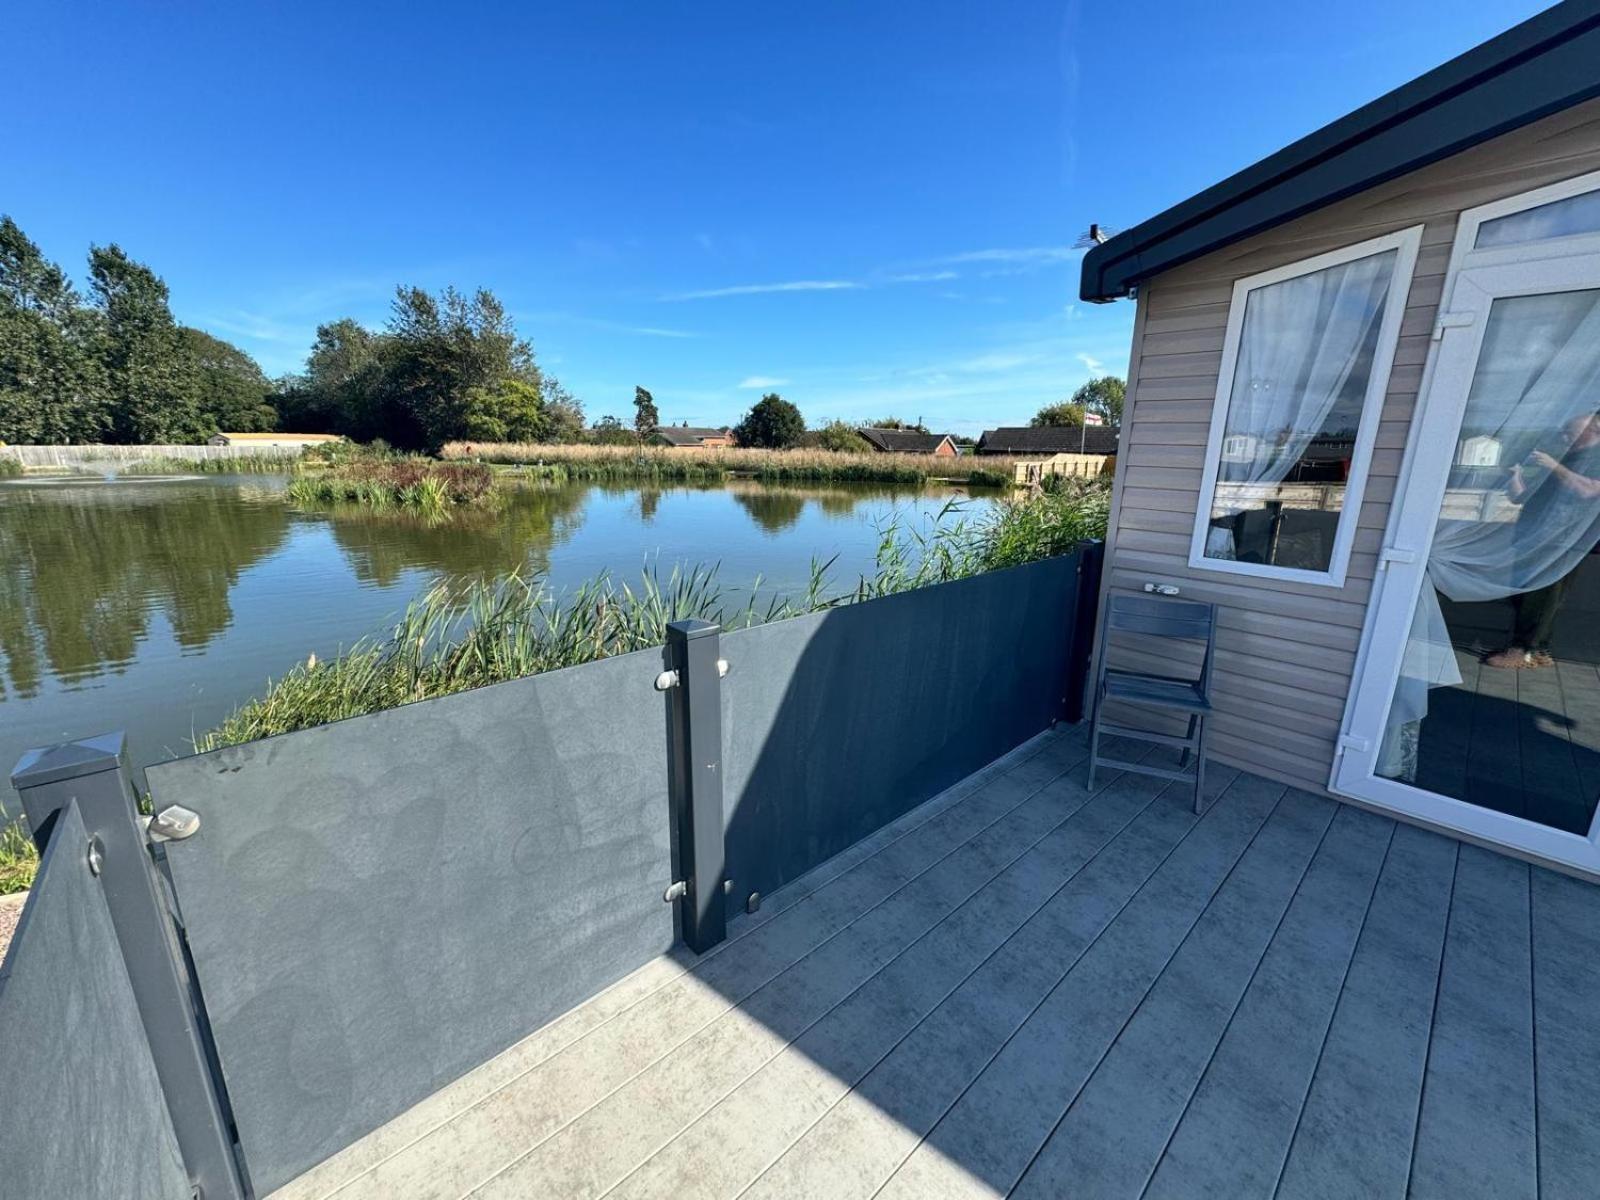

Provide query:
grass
left=201, top=477, right=1110, bottom=748
left=287, top=458, right=495, bottom=511
left=1, top=821, right=37, bottom=895
left=0, top=457, right=21, bottom=479
left=442, top=441, right=1021, bottom=488
left=117, top=452, right=305, bottom=475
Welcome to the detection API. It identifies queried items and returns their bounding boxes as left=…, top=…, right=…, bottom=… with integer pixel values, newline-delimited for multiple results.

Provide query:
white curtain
left=1381, top=288, right=1600, bottom=778
left=1205, top=250, right=1396, bottom=559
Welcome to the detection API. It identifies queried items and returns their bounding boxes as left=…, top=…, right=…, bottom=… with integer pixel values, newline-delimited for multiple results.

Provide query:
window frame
left=1188, top=225, right=1425, bottom=587
left=1453, top=166, right=1600, bottom=267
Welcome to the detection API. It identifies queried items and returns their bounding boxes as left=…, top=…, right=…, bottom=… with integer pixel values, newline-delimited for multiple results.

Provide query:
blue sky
left=7, top=1, right=1547, bottom=436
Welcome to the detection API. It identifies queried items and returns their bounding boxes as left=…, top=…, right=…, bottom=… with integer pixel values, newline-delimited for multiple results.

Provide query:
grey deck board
left=1531, top=867, right=1600, bottom=1200
left=1005, top=790, right=1339, bottom=1199
left=1409, top=846, right=1537, bottom=1200
left=264, top=727, right=1600, bottom=1200
left=1274, top=823, right=1457, bottom=1200
left=1139, top=806, right=1395, bottom=1200
left=875, top=772, right=1290, bottom=1199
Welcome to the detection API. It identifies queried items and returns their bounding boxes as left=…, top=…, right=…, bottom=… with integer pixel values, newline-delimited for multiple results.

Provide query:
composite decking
left=269, top=725, right=1600, bottom=1200
left=1413, top=647, right=1600, bottom=835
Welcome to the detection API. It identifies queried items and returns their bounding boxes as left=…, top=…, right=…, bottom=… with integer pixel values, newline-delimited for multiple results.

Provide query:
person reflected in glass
left=1486, top=410, right=1600, bottom=669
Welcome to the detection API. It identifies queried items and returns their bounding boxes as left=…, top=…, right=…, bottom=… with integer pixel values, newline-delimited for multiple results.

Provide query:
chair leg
left=1179, top=714, right=1197, bottom=768
left=1193, top=714, right=1208, bottom=815
left=1087, top=692, right=1103, bottom=791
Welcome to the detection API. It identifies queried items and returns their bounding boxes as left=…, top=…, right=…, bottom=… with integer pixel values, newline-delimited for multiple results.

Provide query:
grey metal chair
left=1087, top=593, right=1217, bottom=812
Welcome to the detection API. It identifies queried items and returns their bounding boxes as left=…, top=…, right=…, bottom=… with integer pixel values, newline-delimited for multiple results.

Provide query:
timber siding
left=1102, top=96, right=1600, bottom=794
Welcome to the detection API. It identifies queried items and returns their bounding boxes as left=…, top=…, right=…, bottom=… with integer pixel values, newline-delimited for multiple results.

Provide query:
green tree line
left=0, top=217, right=276, bottom=443
left=0, top=215, right=585, bottom=451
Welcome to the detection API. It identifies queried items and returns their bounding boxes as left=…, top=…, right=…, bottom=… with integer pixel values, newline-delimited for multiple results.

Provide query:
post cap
left=10, top=731, right=127, bottom=789
left=666, top=618, right=720, bottom=642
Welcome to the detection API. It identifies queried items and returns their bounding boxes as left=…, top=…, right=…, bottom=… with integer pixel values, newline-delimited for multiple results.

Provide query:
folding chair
left=1087, top=593, right=1217, bottom=812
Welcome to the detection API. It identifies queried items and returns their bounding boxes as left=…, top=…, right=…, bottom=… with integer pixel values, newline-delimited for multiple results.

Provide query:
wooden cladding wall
left=1101, top=98, right=1600, bottom=792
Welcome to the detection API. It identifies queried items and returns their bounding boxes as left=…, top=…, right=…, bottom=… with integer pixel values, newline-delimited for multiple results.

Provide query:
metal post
left=1063, top=538, right=1106, bottom=724
left=665, top=620, right=727, bottom=953
left=11, top=733, right=245, bottom=1200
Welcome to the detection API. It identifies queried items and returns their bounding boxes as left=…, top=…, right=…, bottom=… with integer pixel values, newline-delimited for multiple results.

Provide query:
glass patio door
left=1336, top=231, right=1600, bottom=874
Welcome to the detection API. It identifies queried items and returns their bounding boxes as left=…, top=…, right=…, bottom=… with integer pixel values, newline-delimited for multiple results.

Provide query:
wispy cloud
left=201, top=312, right=308, bottom=344
left=519, top=310, right=700, bottom=339
left=738, top=375, right=789, bottom=389
left=1076, top=352, right=1105, bottom=373
left=881, top=270, right=959, bottom=284
left=936, top=246, right=1080, bottom=266
left=664, top=280, right=864, bottom=301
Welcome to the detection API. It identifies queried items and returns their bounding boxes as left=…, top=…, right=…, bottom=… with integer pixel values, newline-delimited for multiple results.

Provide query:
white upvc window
left=1190, top=226, right=1424, bottom=586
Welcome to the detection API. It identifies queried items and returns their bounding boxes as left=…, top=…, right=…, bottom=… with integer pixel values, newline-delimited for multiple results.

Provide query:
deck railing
left=1, top=543, right=1103, bottom=1198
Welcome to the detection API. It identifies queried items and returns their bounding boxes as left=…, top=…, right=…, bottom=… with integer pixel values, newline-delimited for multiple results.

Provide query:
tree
left=89, top=244, right=209, bottom=443
left=590, top=415, right=635, bottom=445
left=808, top=419, right=871, bottom=453
left=0, top=217, right=110, bottom=443
left=182, top=328, right=276, bottom=432
left=633, top=386, right=659, bottom=439
left=863, top=415, right=927, bottom=432
left=733, top=393, right=805, bottom=449
left=461, top=377, right=547, bottom=442
left=380, top=285, right=543, bottom=450
left=1030, top=401, right=1085, bottom=428
left=541, top=376, right=586, bottom=443
left=1072, top=375, right=1126, bottom=425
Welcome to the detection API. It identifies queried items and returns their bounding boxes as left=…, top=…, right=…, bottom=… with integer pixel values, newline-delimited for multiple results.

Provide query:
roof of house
left=1079, top=3, right=1600, bottom=303
left=856, top=427, right=953, bottom=453
left=977, top=426, right=1121, bottom=455
left=651, top=426, right=729, bottom=446
left=215, top=432, right=342, bottom=443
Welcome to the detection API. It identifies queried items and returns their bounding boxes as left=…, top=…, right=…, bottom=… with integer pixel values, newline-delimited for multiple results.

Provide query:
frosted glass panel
left=1476, top=188, right=1600, bottom=248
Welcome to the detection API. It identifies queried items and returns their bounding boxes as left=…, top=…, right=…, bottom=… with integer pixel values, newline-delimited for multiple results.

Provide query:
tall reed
left=443, top=441, right=1020, bottom=488
left=118, top=453, right=304, bottom=475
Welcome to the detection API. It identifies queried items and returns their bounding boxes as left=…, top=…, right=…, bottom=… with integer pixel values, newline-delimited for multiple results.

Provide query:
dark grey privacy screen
left=149, top=646, right=678, bottom=1196
left=0, top=802, right=189, bottom=1199
left=719, top=553, right=1079, bottom=908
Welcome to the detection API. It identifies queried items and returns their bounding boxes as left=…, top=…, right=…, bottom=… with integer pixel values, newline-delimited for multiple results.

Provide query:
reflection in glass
left=1203, top=249, right=1397, bottom=573
left=1381, top=288, right=1600, bottom=835
left=1475, top=187, right=1600, bottom=249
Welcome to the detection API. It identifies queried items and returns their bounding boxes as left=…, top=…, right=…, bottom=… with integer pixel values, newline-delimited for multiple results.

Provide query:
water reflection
left=0, top=479, right=291, bottom=698
left=322, top=486, right=590, bottom=587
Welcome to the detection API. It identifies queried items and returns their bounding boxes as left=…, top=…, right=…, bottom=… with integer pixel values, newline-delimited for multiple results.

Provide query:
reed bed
left=287, top=458, right=495, bottom=511
left=202, top=477, right=1110, bottom=747
left=117, top=452, right=304, bottom=475
left=442, top=441, right=1019, bottom=488
left=0, top=457, right=21, bottom=479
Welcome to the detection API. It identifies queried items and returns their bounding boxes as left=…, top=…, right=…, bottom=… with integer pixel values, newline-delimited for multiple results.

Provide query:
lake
left=0, top=473, right=997, bottom=805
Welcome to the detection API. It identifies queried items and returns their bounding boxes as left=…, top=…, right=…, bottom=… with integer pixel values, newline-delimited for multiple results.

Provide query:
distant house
left=650, top=426, right=735, bottom=449
left=856, top=428, right=958, bottom=456
left=208, top=432, right=343, bottom=448
left=975, top=425, right=1120, bottom=456
left=1458, top=434, right=1503, bottom=466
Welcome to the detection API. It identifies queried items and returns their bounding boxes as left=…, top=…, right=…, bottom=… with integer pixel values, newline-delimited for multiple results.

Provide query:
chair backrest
left=1105, top=593, right=1215, bottom=640
left=1097, top=592, right=1218, bottom=691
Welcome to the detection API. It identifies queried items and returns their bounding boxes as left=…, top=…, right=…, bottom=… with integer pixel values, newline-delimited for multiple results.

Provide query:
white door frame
left=1332, top=172, right=1600, bottom=875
